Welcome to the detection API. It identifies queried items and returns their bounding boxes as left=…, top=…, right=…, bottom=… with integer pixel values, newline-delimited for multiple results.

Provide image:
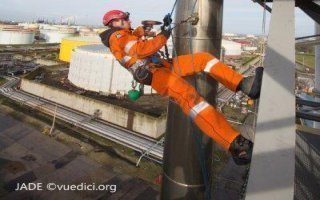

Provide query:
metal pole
left=49, top=103, right=57, bottom=136
left=161, top=0, right=223, bottom=199
left=109, top=58, right=115, bottom=93
left=314, top=17, right=320, bottom=128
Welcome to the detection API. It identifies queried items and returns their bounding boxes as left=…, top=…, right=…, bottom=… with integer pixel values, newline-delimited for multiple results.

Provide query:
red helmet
left=103, top=10, right=129, bottom=26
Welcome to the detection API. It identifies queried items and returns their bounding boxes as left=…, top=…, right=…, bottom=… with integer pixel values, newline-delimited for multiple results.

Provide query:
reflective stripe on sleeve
left=120, top=56, right=132, bottom=65
left=189, top=101, right=210, bottom=120
left=204, top=58, right=219, bottom=73
left=124, top=40, right=138, bottom=54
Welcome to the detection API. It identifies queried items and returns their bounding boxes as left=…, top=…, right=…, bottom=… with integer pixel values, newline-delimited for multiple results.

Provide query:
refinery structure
left=0, top=25, right=36, bottom=44
left=0, top=0, right=320, bottom=199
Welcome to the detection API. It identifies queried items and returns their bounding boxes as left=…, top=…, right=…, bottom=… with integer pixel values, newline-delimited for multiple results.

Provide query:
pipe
left=161, top=0, right=223, bottom=199
left=252, top=0, right=272, bottom=13
left=296, top=111, right=320, bottom=122
left=296, top=98, right=320, bottom=107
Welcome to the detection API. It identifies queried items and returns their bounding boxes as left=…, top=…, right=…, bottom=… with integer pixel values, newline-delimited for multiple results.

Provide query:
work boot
left=238, top=125, right=255, bottom=141
left=229, top=135, right=253, bottom=165
left=237, top=67, right=264, bottom=99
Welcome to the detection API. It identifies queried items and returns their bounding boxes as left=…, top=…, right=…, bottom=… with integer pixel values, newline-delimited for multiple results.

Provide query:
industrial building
left=68, top=44, right=153, bottom=95
left=222, top=39, right=242, bottom=57
left=0, top=25, right=36, bottom=44
left=59, top=36, right=101, bottom=62
left=243, top=46, right=258, bottom=51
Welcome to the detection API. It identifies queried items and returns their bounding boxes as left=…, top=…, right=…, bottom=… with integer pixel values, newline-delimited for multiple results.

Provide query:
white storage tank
left=79, top=28, right=97, bottom=37
left=18, top=23, right=39, bottom=30
left=68, top=44, right=153, bottom=95
left=40, top=26, right=77, bottom=43
left=0, top=25, right=36, bottom=44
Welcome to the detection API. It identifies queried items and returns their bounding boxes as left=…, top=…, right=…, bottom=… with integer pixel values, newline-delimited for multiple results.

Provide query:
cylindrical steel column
left=161, top=0, right=223, bottom=199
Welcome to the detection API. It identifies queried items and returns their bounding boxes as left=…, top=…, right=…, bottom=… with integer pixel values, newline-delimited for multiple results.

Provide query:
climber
left=99, top=10, right=263, bottom=165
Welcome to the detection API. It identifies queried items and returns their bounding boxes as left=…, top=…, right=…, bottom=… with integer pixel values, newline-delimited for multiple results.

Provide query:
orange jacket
left=102, top=27, right=169, bottom=69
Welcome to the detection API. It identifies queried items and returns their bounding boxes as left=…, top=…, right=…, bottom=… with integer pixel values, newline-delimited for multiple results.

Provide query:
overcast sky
left=0, top=0, right=314, bottom=36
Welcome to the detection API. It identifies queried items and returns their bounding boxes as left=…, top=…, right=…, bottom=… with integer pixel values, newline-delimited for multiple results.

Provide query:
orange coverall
left=108, top=28, right=243, bottom=150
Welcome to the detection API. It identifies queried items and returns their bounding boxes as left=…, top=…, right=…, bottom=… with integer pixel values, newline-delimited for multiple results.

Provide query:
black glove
left=160, top=28, right=172, bottom=39
left=163, top=13, right=172, bottom=27
left=229, top=135, right=253, bottom=165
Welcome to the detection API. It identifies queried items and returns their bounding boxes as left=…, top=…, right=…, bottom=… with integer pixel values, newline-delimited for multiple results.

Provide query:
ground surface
left=0, top=77, right=6, bottom=86
left=0, top=108, right=160, bottom=200
left=296, top=54, right=315, bottom=69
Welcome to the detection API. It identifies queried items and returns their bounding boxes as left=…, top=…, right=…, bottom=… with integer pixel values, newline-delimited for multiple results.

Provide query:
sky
left=0, top=0, right=315, bottom=36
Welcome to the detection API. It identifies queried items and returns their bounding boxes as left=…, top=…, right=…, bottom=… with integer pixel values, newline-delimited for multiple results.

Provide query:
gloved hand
left=229, top=135, right=253, bottom=165
left=163, top=13, right=172, bottom=27
left=132, top=26, right=145, bottom=38
left=160, top=28, right=172, bottom=39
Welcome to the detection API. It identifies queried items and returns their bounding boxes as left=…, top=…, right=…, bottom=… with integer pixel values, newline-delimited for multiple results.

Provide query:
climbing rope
left=170, top=0, right=179, bottom=16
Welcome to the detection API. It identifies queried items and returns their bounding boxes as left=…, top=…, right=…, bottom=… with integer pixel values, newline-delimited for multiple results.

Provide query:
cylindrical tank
left=79, top=27, right=95, bottom=36
left=68, top=44, right=152, bottom=95
left=40, top=26, right=77, bottom=43
left=59, top=36, right=101, bottom=62
left=0, top=25, right=36, bottom=44
left=18, top=23, right=40, bottom=30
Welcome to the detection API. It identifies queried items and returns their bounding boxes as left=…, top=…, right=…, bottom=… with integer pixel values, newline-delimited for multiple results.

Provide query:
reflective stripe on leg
left=193, top=106, right=240, bottom=150
left=204, top=58, right=219, bottom=73
left=189, top=101, right=210, bottom=120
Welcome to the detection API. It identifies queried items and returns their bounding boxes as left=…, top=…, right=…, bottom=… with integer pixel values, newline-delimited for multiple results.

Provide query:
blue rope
left=190, top=119, right=211, bottom=200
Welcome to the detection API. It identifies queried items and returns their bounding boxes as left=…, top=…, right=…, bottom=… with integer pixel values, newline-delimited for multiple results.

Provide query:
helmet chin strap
left=120, top=19, right=125, bottom=26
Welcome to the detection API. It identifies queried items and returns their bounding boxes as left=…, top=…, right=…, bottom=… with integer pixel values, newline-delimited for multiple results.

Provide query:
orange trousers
left=151, top=52, right=243, bottom=150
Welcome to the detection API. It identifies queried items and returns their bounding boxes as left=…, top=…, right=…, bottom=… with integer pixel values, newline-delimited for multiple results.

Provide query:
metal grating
left=295, top=131, right=320, bottom=200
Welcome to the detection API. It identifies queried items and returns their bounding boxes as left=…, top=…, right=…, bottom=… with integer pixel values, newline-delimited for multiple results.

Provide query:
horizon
left=0, top=0, right=315, bottom=36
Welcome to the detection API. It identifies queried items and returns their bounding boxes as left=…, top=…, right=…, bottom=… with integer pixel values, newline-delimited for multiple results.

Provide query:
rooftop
left=24, top=66, right=168, bottom=117
left=0, top=107, right=160, bottom=199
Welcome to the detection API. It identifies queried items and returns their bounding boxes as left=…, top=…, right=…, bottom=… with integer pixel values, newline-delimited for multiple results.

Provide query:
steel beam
left=296, top=125, right=320, bottom=136
left=297, top=0, right=320, bottom=25
left=246, top=1, right=296, bottom=199
left=314, top=6, right=320, bottom=129
left=296, top=98, right=320, bottom=107
left=316, top=38, right=320, bottom=92
left=252, top=0, right=272, bottom=13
